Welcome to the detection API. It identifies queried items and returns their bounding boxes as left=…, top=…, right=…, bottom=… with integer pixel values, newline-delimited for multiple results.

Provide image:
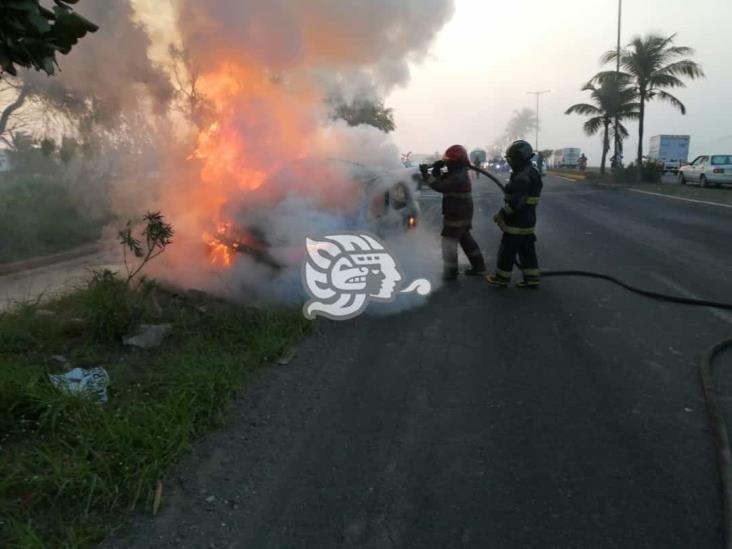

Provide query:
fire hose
left=424, top=162, right=732, bottom=547
left=537, top=270, right=732, bottom=549
left=419, top=162, right=507, bottom=192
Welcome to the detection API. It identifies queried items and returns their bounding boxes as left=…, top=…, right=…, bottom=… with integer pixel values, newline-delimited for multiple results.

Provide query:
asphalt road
left=0, top=250, right=120, bottom=312
left=109, top=176, right=732, bottom=549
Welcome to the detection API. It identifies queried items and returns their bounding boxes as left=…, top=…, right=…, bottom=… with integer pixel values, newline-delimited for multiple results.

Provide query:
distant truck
left=470, top=149, right=487, bottom=167
left=648, top=135, right=690, bottom=174
left=552, top=148, right=581, bottom=169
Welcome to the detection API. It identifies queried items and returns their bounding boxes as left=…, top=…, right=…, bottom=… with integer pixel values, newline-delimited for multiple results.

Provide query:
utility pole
left=613, top=0, right=623, bottom=168
left=526, top=90, right=550, bottom=152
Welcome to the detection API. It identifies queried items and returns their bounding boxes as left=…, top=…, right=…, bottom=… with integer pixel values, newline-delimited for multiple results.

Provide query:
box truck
left=552, top=148, right=581, bottom=169
left=648, top=135, right=690, bottom=174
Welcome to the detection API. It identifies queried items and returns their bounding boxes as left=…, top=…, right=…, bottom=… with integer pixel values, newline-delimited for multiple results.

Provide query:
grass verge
left=0, top=271, right=310, bottom=547
left=546, top=169, right=615, bottom=182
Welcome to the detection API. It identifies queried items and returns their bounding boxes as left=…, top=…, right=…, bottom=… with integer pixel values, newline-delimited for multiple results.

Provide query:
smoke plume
left=177, top=0, right=455, bottom=95
left=144, top=0, right=456, bottom=307
left=25, top=0, right=172, bottom=123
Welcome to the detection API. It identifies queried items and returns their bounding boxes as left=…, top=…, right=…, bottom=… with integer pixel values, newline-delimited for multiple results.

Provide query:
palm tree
left=566, top=74, right=639, bottom=174
left=504, top=108, right=537, bottom=143
left=600, top=33, right=704, bottom=182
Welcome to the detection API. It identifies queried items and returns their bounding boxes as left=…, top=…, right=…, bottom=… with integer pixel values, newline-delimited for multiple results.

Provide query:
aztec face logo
left=302, top=233, right=431, bottom=320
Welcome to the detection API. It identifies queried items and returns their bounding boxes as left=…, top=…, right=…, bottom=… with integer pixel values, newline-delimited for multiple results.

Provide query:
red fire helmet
left=442, top=144, right=470, bottom=166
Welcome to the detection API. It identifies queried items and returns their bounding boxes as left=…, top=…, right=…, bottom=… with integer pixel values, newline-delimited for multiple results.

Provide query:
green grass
left=547, top=169, right=610, bottom=182
left=0, top=272, right=310, bottom=547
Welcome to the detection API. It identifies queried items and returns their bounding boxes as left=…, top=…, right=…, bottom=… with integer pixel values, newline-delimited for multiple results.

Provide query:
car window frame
left=711, top=155, right=732, bottom=166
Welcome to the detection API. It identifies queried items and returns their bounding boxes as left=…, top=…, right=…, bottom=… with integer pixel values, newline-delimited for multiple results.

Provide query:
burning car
left=205, top=158, right=422, bottom=271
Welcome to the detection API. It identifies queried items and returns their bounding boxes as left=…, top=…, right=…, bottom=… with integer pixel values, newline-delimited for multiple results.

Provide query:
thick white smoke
left=177, top=0, right=455, bottom=95
left=143, top=0, right=457, bottom=308
left=26, top=0, right=172, bottom=121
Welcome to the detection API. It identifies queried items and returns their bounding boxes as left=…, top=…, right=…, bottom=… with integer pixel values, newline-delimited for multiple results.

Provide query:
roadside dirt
left=0, top=249, right=121, bottom=312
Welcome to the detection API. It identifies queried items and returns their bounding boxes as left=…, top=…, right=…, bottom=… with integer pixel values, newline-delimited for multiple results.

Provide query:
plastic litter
left=123, top=324, right=172, bottom=349
left=49, top=367, right=110, bottom=403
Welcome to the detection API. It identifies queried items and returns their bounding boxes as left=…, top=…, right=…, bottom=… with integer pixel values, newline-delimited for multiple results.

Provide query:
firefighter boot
left=485, top=273, right=510, bottom=287
left=516, top=267, right=540, bottom=289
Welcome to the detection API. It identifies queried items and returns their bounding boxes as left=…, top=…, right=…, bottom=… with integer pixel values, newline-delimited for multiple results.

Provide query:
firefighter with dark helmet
left=486, top=140, right=543, bottom=288
left=420, top=145, right=486, bottom=280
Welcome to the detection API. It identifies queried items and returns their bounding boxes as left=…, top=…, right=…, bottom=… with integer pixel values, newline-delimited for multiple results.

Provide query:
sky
left=387, top=0, right=732, bottom=164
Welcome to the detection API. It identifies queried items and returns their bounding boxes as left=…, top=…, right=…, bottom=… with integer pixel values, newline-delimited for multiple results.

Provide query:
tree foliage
left=119, top=212, right=174, bottom=285
left=0, top=0, right=98, bottom=77
left=168, top=45, right=214, bottom=130
left=597, top=33, right=704, bottom=180
left=504, top=108, right=537, bottom=143
left=566, top=74, right=639, bottom=173
left=329, top=96, right=396, bottom=133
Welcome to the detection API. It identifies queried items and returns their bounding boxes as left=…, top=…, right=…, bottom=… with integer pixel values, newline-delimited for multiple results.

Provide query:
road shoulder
left=628, top=185, right=732, bottom=208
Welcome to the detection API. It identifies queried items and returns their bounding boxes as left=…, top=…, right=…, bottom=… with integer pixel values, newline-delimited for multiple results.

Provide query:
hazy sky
left=388, top=0, right=732, bottom=163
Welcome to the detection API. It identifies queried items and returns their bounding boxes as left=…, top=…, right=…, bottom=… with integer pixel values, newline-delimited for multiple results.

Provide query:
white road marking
left=630, top=189, right=732, bottom=209
left=651, top=272, right=732, bottom=325
left=554, top=175, right=576, bottom=182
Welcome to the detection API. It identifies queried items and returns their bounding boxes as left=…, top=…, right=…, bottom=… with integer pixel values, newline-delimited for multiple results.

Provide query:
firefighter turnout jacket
left=498, top=164, right=543, bottom=235
left=427, top=166, right=474, bottom=238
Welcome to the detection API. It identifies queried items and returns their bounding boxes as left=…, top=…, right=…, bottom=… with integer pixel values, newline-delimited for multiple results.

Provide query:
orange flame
left=206, top=237, right=233, bottom=267
left=159, top=60, right=360, bottom=275
left=165, top=62, right=322, bottom=267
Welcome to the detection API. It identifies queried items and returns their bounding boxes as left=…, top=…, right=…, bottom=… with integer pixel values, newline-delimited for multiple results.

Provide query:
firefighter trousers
left=496, top=233, right=540, bottom=281
left=442, top=232, right=486, bottom=275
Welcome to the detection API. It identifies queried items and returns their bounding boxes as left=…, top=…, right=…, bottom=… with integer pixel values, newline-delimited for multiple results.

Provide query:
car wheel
left=679, top=173, right=686, bottom=185
left=700, top=175, right=708, bottom=188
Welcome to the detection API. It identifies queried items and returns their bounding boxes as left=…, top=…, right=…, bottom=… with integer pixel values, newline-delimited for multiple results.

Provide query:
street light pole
left=613, top=0, right=623, bottom=167
left=526, top=90, right=550, bottom=152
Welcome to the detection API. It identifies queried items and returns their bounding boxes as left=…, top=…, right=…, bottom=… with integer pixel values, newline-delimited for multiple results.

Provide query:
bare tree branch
left=0, top=84, right=30, bottom=137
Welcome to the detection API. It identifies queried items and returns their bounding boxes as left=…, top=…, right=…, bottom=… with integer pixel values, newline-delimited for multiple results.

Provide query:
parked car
left=678, top=155, right=732, bottom=188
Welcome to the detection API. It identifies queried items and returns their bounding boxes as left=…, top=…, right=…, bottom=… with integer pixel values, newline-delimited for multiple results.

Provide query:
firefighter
left=420, top=145, right=486, bottom=280
left=486, top=140, right=543, bottom=288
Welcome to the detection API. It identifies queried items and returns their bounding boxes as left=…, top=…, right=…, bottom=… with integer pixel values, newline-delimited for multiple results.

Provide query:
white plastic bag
left=49, top=367, right=110, bottom=403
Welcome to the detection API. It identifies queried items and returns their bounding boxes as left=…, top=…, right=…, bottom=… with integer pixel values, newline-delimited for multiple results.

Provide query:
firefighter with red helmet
left=486, top=140, right=543, bottom=288
left=420, top=145, right=486, bottom=280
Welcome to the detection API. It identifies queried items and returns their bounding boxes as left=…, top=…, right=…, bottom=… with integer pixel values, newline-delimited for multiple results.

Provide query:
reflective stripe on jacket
left=500, top=164, right=543, bottom=234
